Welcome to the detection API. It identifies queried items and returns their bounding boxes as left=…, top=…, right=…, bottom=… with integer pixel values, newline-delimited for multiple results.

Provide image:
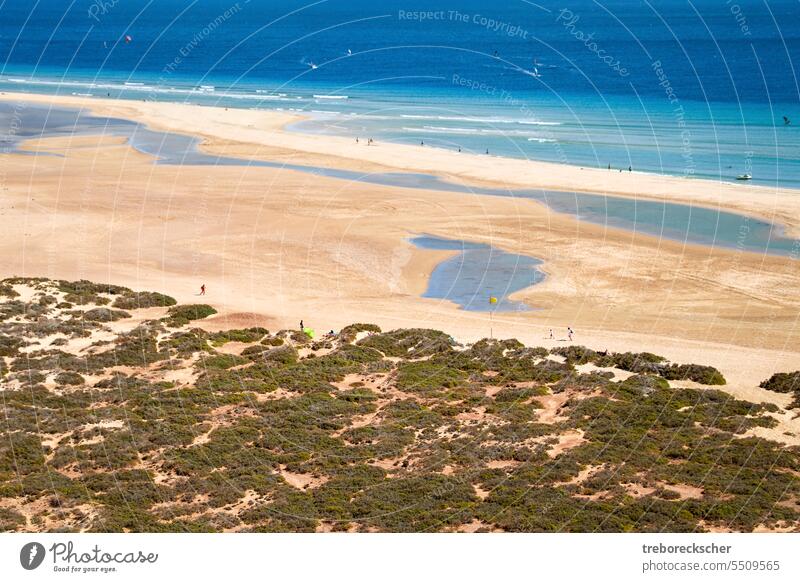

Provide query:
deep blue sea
left=1, top=0, right=799, bottom=186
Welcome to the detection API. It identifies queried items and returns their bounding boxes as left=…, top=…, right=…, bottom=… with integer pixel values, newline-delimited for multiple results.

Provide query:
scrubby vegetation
left=162, top=304, right=217, bottom=327
left=0, top=278, right=798, bottom=533
left=553, top=346, right=726, bottom=385
left=760, top=371, right=800, bottom=408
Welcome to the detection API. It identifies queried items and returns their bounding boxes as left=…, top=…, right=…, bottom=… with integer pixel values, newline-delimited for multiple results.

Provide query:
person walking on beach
left=549, top=329, right=554, bottom=339
left=300, top=319, right=304, bottom=332
left=200, top=284, right=206, bottom=296
left=567, top=327, right=574, bottom=341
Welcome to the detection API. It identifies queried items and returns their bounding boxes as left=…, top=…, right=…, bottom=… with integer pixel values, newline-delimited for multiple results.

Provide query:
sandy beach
left=1, top=91, right=798, bottom=400
left=5, top=91, right=800, bottom=236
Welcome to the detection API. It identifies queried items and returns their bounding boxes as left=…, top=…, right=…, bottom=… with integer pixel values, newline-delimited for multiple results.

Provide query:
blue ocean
left=1, top=0, right=798, bottom=186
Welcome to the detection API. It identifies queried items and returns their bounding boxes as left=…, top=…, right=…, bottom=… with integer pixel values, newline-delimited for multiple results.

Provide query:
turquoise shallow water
left=410, top=236, right=544, bottom=312
left=1, top=0, right=799, bottom=187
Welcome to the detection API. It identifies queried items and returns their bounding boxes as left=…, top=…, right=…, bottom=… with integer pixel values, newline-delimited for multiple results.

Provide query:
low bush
left=112, top=291, right=177, bottom=310
left=759, top=371, right=800, bottom=394
left=396, top=361, right=467, bottom=397
left=661, top=364, right=726, bottom=385
left=54, top=371, right=85, bottom=386
left=162, top=304, right=217, bottom=327
left=551, top=345, right=597, bottom=365
left=208, top=327, right=269, bottom=346
left=261, top=346, right=299, bottom=365
left=359, top=328, right=454, bottom=358
left=339, top=323, right=382, bottom=342
left=83, top=308, right=131, bottom=322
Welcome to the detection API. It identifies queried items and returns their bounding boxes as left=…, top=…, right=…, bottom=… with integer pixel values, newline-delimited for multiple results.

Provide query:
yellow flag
left=489, top=296, right=498, bottom=304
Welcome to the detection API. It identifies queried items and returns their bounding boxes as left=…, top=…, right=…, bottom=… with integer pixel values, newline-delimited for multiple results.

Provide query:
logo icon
left=20, top=542, right=46, bottom=570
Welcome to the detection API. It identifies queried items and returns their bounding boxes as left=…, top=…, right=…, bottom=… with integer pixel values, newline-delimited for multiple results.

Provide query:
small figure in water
left=784, top=116, right=791, bottom=125
left=607, top=163, right=611, bottom=170
left=421, top=140, right=425, bottom=146
left=486, top=148, right=490, bottom=155
left=200, top=284, right=206, bottom=296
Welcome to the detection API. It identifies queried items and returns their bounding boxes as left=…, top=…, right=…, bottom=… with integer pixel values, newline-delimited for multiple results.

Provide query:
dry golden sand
left=0, top=92, right=798, bottom=404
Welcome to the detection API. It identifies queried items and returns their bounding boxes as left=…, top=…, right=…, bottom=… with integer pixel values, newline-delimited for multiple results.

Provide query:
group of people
left=607, top=163, right=633, bottom=172
left=356, top=137, right=482, bottom=155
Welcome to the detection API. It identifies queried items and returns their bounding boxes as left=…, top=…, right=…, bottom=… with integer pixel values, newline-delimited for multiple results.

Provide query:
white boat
left=736, top=173, right=752, bottom=180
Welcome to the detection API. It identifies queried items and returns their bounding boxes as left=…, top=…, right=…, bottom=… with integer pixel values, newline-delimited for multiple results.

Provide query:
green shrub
left=359, top=328, right=455, bottom=358
left=0, top=507, right=25, bottom=530
left=0, top=334, right=25, bottom=357
left=759, top=371, right=800, bottom=394
left=83, top=308, right=131, bottom=322
left=57, top=280, right=121, bottom=305
left=54, top=371, right=85, bottom=386
left=162, top=304, right=217, bottom=327
left=208, top=327, right=269, bottom=346
left=339, top=323, right=382, bottom=342
left=602, top=351, right=665, bottom=373
left=397, top=361, right=467, bottom=397
left=661, top=364, right=726, bottom=385
left=112, top=291, right=177, bottom=310
left=551, top=345, right=597, bottom=364
left=261, top=346, right=299, bottom=365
